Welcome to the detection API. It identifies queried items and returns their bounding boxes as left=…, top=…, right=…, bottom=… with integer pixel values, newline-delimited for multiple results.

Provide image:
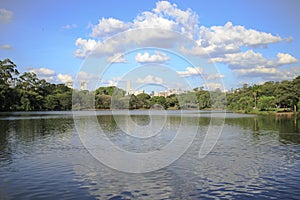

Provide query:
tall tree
left=0, top=59, right=19, bottom=110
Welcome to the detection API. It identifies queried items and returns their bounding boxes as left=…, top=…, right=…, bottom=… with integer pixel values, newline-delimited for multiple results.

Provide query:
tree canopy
left=1, top=58, right=300, bottom=113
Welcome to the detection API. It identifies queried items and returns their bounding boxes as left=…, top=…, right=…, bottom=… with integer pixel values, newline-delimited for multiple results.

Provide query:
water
left=0, top=111, right=299, bottom=199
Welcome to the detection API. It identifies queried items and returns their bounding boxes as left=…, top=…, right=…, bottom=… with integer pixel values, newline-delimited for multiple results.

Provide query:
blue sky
left=1, top=0, right=299, bottom=91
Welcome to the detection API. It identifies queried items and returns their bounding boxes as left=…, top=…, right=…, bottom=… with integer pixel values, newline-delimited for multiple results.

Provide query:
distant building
left=80, top=81, right=87, bottom=90
left=133, top=90, right=144, bottom=96
left=66, top=81, right=73, bottom=89
left=153, top=88, right=183, bottom=97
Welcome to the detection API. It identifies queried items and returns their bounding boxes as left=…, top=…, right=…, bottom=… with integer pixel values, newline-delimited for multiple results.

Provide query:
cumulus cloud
left=75, top=4, right=287, bottom=60
left=136, top=75, right=163, bottom=84
left=1, top=44, right=13, bottom=50
left=234, top=66, right=279, bottom=77
left=29, top=67, right=55, bottom=76
left=91, top=18, right=131, bottom=38
left=211, top=50, right=268, bottom=69
left=100, top=77, right=121, bottom=86
left=107, top=53, right=126, bottom=63
left=27, top=67, right=74, bottom=83
left=153, top=1, right=199, bottom=39
left=74, top=1, right=199, bottom=59
left=133, top=11, right=177, bottom=31
left=212, top=50, right=298, bottom=70
left=135, top=51, right=170, bottom=63
left=183, top=22, right=282, bottom=57
left=0, top=8, right=13, bottom=23
left=74, top=38, right=98, bottom=58
left=277, top=53, right=298, bottom=65
left=72, top=1, right=298, bottom=84
left=176, top=67, right=203, bottom=77
left=57, top=74, right=72, bottom=83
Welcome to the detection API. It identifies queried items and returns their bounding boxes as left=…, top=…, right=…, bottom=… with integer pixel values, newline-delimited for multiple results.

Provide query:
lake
left=0, top=111, right=299, bottom=199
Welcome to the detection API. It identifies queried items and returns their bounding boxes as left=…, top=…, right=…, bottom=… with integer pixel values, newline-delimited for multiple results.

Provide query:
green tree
left=137, top=93, right=151, bottom=109
left=165, top=94, right=179, bottom=109
left=150, top=96, right=166, bottom=109
left=0, top=59, right=19, bottom=111
left=250, top=84, right=261, bottom=109
left=0, top=59, right=19, bottom=85
left=236, top=96, right=254, bottom=113
left=95, top=94, right=111, bottom=109
left=275, top=80, right=298, bottom=111
left=197, top=90, right=211, bottom=109
left=257, top=96, right=276, bottom=111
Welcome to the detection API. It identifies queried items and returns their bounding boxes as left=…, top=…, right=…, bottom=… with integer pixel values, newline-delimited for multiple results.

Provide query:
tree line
left=1, top=58, right=300, bottom=112
left=0, top=59, right=72, bottom=111
left=226, top=77, right=300, bottom=113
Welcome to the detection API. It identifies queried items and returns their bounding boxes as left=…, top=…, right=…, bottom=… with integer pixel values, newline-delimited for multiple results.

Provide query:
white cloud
left=74, top=1, right=200, bottom=59
left=237, top=66, right=300, bottom=81
left=211, top=50, right=267, bottom=69
left=136, top=75, right=163, bottom=84
left=1, top=44, right=13, bottom=50
left=27, top=67, right=57, bottom=82
left=277, top=53, right=298, bottom=65
left=133, top=11, right=177, bottom=31
left=107, top=53, right=126, bottom=63
left=176, top=67, right=203, bottom=77
left=0, top=8, right=13, bottom=23
left=100, top=77, right=121, bottom=86
left=153, top=1, right=199, bottom=39
left=91, top=18, right=131, bottom=38
left=62, top=24, right=77, bottom=30
left=211, top=50, right=298, bottom=70
left=72, top=1, right=298, bottom=85
left=57, top=74, right=72, bottom=83
left=183, top=22, right=282, bottom=57
left=200, top=22, right=281, bottom=49
left=135, top=51, right=170, bottom=63
left=234, top=66, right=279, bottom=77
left=74, top=38, right=98, bottom=58
left=29, top=67, right=55, bottom=76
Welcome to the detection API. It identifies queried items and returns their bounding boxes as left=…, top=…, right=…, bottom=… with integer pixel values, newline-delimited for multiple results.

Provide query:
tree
left=95, top=86, right=125, bottom=97
left=137, top=93, right=151, bottom=109
left=197, top=91, right=211, bottom=109
left=150, top=96, right=166, bottom=109
left=275, top=80, right=298, bottom=111
left=165, top=94, right=179, bottom=109
left=236, top=96, right=254, bottom=113
left=257, top=96, right=276, bottom=111
left=250, top=84, right=261, bottom=109
left=0, top=59, right=19, bottom=85
left=0, top=59, right=19, bottom=111
left=260, top=81, right=277, bottom=96
left=95, top=94, right=111, bottom=109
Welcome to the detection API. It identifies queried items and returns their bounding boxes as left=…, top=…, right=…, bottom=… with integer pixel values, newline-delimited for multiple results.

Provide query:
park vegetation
left=1, top=58, right=300, bottom=113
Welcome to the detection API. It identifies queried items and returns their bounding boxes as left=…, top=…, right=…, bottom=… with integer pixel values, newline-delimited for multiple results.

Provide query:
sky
left=1, top=0, right=299, bottom=92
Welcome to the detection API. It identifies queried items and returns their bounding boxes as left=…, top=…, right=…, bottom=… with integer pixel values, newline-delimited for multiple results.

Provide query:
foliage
left=257, top=96, right=276, bottom=111
left=0, top=58, right=72, bottom=111
left=227, top=77, right=300, bottom=113
left=1, top=58, right=300, bottom=113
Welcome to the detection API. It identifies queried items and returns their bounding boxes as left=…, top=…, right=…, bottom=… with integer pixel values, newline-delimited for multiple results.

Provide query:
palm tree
left=251, top=84, right=261, bottom=110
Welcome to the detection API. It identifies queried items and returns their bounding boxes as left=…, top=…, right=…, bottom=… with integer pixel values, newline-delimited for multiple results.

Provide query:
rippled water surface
left=0, top=111, right=299, bottom=199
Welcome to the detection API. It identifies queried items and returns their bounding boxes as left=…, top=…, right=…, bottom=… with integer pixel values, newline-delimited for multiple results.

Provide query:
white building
left=66, top=81, right=73, bottom=89
left=80, top=81, right=87, bottom=90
